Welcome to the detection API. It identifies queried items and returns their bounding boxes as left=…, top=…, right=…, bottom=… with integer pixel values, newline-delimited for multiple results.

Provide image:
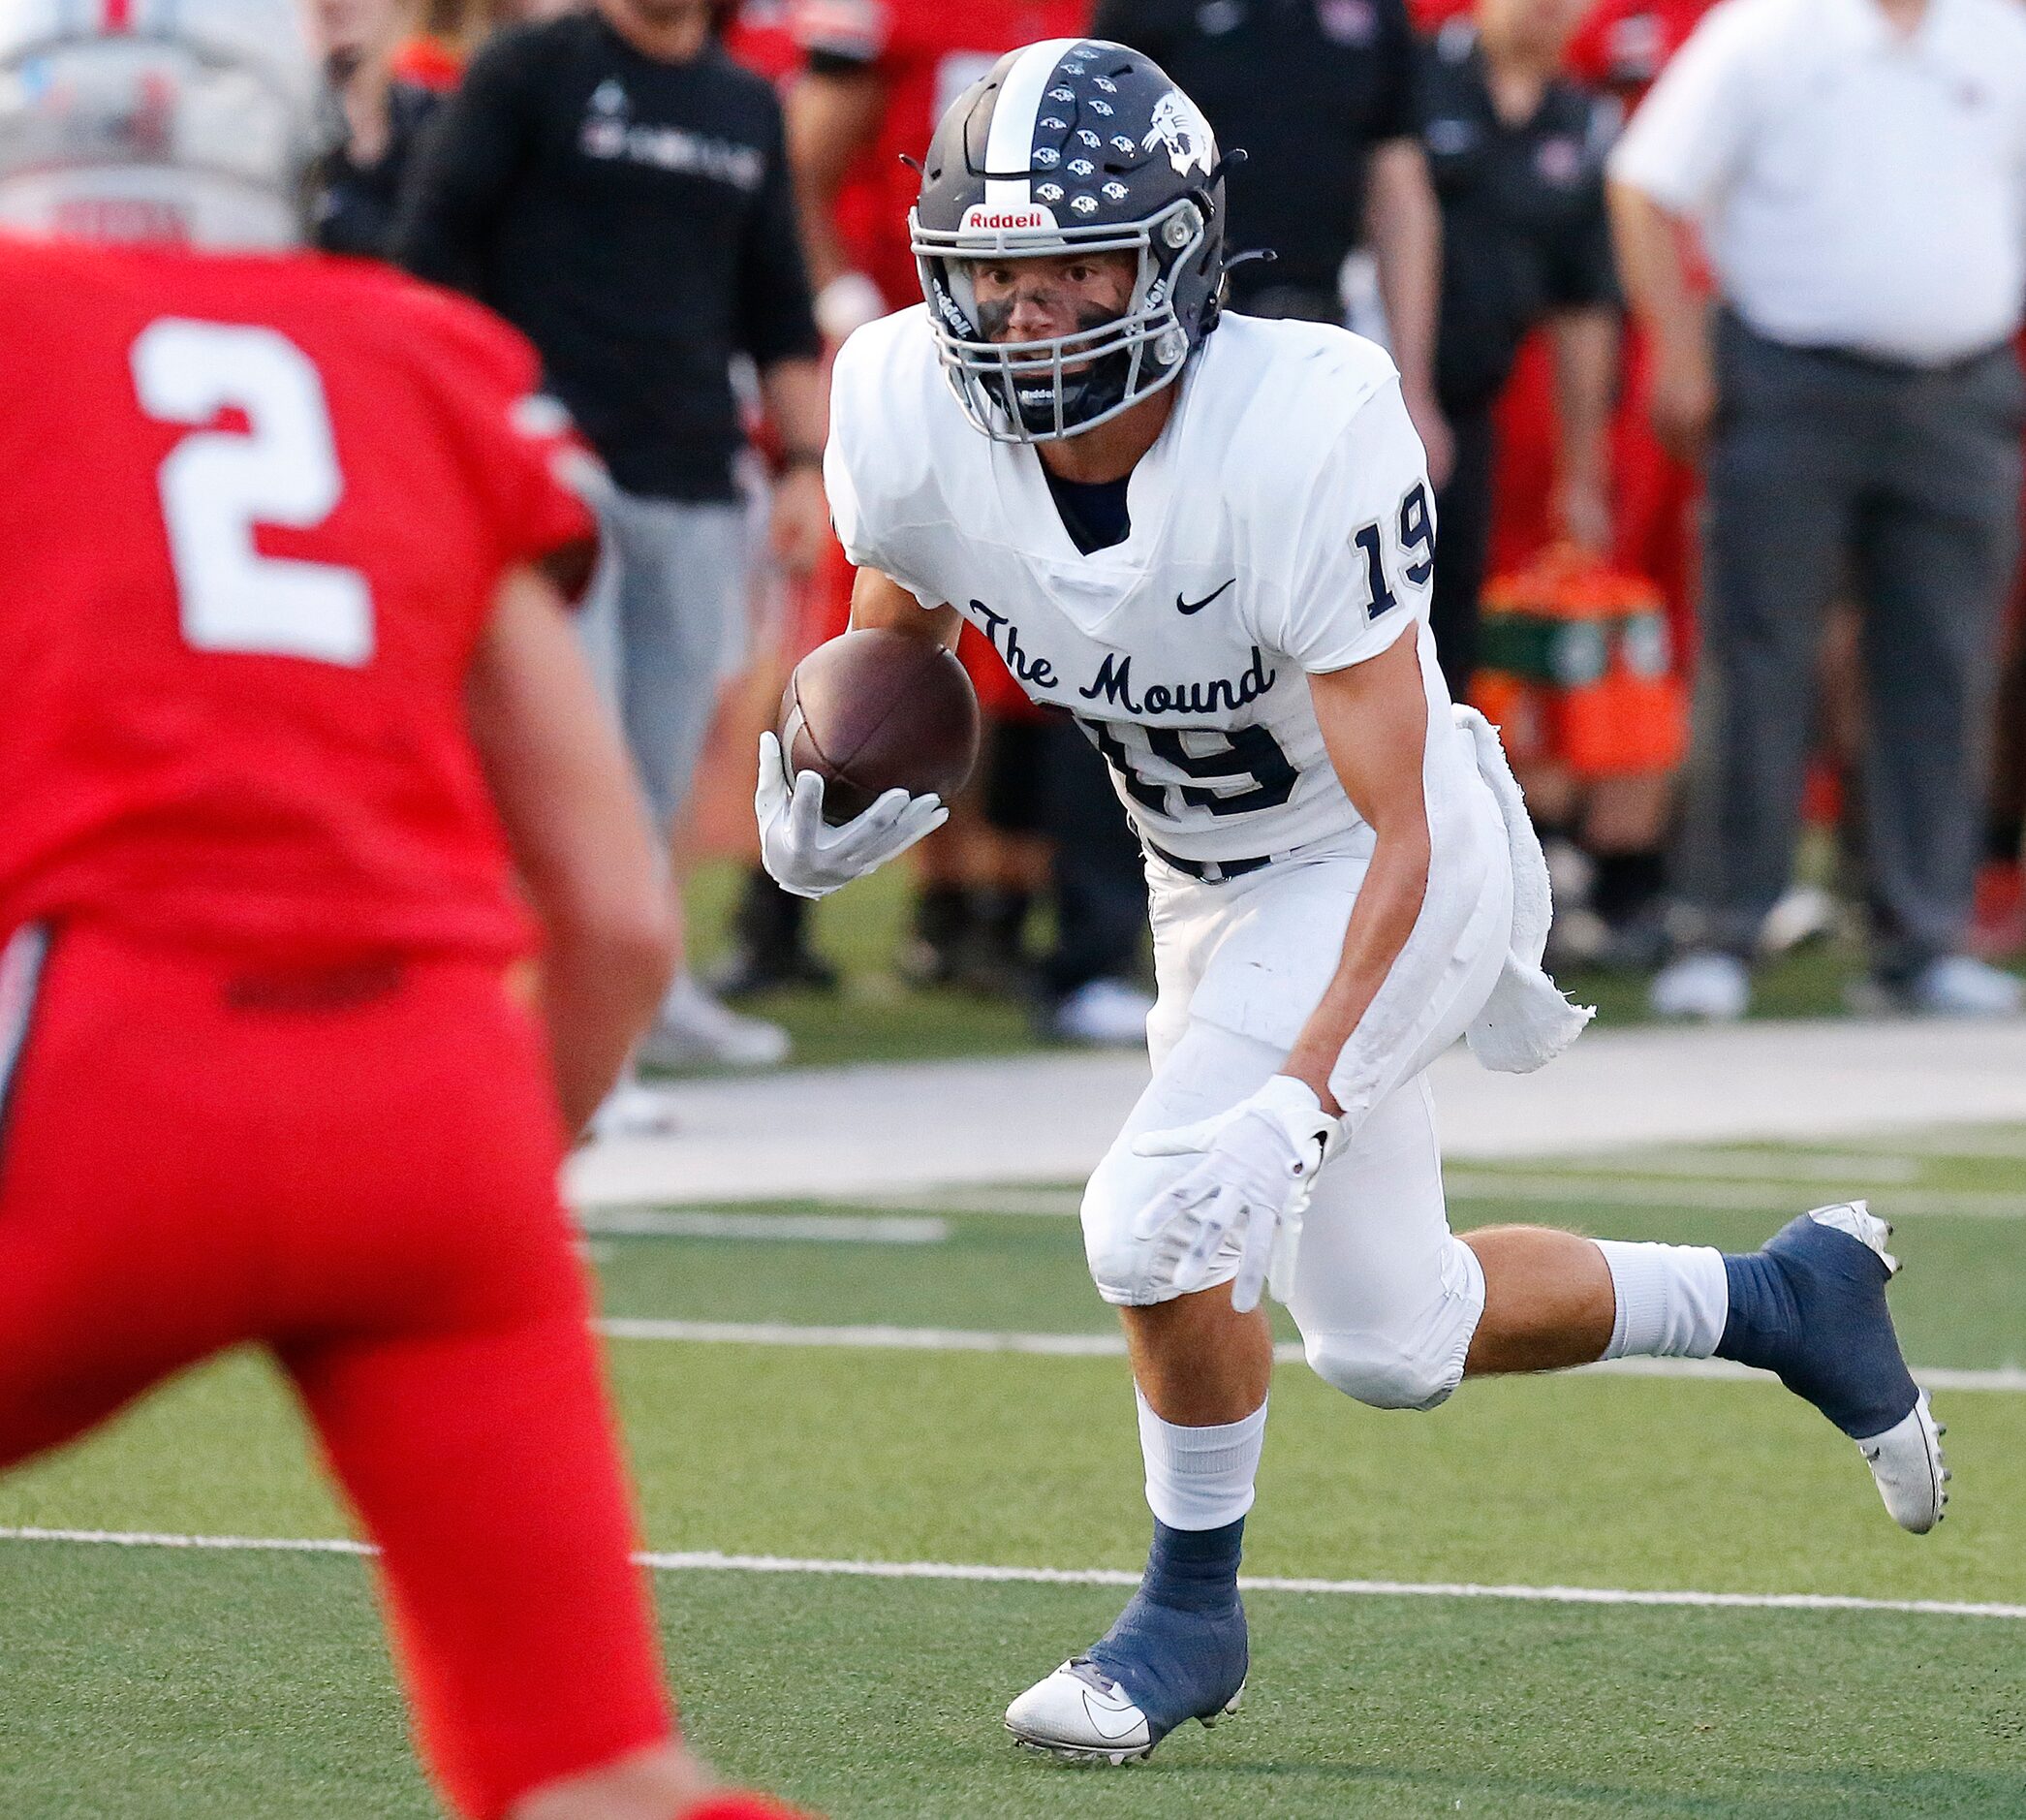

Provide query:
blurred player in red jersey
left=784, top=0, right=1088, bottom=341
left=0, top=6, right=806, bottom=1819
left=722, top=0, right=800, bottom=83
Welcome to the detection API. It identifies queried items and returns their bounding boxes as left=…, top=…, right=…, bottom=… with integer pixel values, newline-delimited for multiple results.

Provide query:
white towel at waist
left=1455, top=705, right=1595, bottom=1073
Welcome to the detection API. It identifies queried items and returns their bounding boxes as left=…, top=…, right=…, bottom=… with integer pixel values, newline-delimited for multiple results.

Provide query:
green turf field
left=4, top=1129, right=2025, bottom=1817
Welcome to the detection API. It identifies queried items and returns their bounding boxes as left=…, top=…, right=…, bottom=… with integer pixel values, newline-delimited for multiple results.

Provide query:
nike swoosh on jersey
left=1175, top=579, right=1236, bottom=615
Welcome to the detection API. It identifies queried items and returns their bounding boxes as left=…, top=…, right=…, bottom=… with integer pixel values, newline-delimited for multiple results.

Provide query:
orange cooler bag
left=1471, top=547, right=1689, bottom=779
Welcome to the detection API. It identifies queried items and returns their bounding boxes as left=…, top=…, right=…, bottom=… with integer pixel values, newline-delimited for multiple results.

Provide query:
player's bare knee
left=1301, top=1329, right=1463, bottom=1412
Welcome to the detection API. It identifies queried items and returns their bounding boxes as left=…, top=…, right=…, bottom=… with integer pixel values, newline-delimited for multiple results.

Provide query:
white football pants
left=1080, top=805, right=1512, bottom=1412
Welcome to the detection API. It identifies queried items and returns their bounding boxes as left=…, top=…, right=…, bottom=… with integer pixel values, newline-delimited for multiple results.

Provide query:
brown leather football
left=779, top=628, right=982, bottom=825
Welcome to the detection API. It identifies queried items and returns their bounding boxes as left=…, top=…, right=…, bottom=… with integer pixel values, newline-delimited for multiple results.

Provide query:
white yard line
left=1, top=1525, right=2018, bottom=1621
left=827, top=1175, right=2019, bottom=1221
left=875, top=1186, right=1088, bottom=1218
left=1578, top=1356, right=2026, bottom=1394
left=1843, top=1129, right=2026, bottom=1162
left=577, top=1210, right=948, bottom=1245
left=598, top=1318, right=1129, bottom=1357
left=591, top=1316, right=2026, bottom=1394
left=1512, top=1148, right=1926, bottom=1184
left=1444, top=1174, right=2026, bottom=1219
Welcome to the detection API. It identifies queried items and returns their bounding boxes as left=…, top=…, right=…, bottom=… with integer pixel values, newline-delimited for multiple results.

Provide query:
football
left=779, top=627, right=982, bottom=825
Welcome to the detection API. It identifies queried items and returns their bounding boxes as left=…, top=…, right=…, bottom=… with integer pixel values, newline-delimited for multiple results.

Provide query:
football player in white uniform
left=756, top=38, right=1949, bottom=1767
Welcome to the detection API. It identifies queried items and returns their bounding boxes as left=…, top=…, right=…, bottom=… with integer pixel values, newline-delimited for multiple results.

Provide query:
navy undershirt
left=1043, top=467, right=1134, bottom=555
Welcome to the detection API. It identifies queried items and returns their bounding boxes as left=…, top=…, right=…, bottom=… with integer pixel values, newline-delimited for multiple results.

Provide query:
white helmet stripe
left=982, top=38, right=1081, bottom=209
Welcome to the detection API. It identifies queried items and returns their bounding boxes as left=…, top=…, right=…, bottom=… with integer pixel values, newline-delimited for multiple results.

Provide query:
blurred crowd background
left=302, top=0, right=2026, bottom=1073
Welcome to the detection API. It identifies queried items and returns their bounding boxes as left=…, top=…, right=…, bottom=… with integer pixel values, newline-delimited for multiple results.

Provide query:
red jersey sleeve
left=389, top=282, right=602, bottom=596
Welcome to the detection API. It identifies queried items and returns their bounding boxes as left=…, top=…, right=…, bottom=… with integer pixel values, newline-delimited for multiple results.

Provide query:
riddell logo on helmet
left=959, top=204, right=1059, bottom=233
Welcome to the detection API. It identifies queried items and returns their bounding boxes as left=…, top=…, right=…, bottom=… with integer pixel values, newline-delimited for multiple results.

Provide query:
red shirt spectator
left=788, top=0, right=1087, bottom=329
left=1565, top=0, right=1716, bottom=102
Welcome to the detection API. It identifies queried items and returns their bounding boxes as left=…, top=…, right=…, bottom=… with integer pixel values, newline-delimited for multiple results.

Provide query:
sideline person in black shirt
left=395, top=0, right=826, bottom=1072
left=305, top=0, right=443, bottom=260
left=395, top=0, right=825, bottom=509
left=1092, top=0, right=1452, bottom=483
left=1419, top=0, right=1620, bottom=693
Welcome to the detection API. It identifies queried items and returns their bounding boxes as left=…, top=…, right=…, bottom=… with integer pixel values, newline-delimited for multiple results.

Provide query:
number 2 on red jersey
left=131, top=318, right=376, bottom=667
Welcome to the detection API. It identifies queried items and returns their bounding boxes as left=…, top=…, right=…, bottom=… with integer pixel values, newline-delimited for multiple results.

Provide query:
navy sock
left=1716, top=1228, right=1915, bottom=1438
left=1714, top=1250, right=1800, bottom=1375
left=1084, top=1518, right=1247, bottom=1733
left=1140, top=1516, right=1244, bottom=1610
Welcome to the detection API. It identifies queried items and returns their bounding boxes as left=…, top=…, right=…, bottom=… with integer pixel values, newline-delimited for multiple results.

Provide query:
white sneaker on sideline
left=589, top=1071, right=683, bottom=1141
left=1907, top=955, right=2024, bottom=1018
left=1049, top=978, right=1154, bottom=1048
left=1648, top=951, right=1750, bottom=1021
left=638, top=973, right=791, bottom=1070
left=1759, top=883, right=1839, bottom=956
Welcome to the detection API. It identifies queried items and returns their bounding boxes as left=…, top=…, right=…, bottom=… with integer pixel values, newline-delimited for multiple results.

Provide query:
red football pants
left=0, top=924, right=670, bottom=1819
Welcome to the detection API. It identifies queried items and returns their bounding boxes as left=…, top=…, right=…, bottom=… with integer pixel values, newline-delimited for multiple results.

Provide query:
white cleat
left=1808, top=1199, right=1899, bottom=1274
left=1807, top=1203, right=1949, bottom=1534
left=1857, top=1389, right=1950, bottom=1535
left=1004, top=1660, right=1242, bottom=1766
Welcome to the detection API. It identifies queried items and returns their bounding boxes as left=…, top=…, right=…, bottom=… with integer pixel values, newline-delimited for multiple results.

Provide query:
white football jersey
left=826, top=307, right=1444, bottom=864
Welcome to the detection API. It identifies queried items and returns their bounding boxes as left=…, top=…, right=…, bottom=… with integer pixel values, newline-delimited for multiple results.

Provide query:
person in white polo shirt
left=1607, top=0, right=2026, bottom=1020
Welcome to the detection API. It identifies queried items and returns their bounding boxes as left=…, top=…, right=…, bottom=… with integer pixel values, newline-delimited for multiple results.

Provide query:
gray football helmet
left=910, top=37, right=1230, bottom=443
left=0, top=0, right=319, bottom=246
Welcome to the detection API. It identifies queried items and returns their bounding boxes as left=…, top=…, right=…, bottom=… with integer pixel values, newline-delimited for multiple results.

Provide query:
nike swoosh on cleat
left=1079, top=1690, right=1149, bottom=1741
left=1176, top=579, right=1235, bottom=615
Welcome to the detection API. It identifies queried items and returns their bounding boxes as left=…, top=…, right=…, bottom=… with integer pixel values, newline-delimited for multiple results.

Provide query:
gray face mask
left=913, top=198, right=1208, bottom=445
left=973, top=293, right=1135, bottom=436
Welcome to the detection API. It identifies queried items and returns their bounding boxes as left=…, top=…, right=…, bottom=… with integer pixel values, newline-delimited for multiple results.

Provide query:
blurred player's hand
left=1647, top=335, right=1716, bottom=465
left=755, top=731, right=947, bottom=900
left=813, top=269, right=887, bottom=346
left=1130, top=1076, right=1342, bottom=1312
left=769, top=464, right=831, bottom=578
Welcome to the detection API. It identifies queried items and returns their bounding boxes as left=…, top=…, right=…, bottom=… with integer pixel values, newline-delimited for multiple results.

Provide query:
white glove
left=755, top=730, right=948, bottom=900
left=1129, top=1076, right=1342, bottom=1313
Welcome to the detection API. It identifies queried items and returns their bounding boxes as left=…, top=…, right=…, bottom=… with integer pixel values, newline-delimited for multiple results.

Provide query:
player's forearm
left=468, top=568, right=678, bottom=1133
left=847, top=568, right=962, bottom=646
left=785, top=70, right=885, bottom=294
left=761, top=357, right=827, bottom=460
left=1605, top=182, right=1701, bottom=361
left=536, top=934, right=671, bottom=1133
left=1282, top=824, right=1432, bottom=1115
left=1549, top=306, right=1618, bottom=492
left=1294, top=636, right=1498, bottom=1127
left=1364, top=141, right=1444, bottom=409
